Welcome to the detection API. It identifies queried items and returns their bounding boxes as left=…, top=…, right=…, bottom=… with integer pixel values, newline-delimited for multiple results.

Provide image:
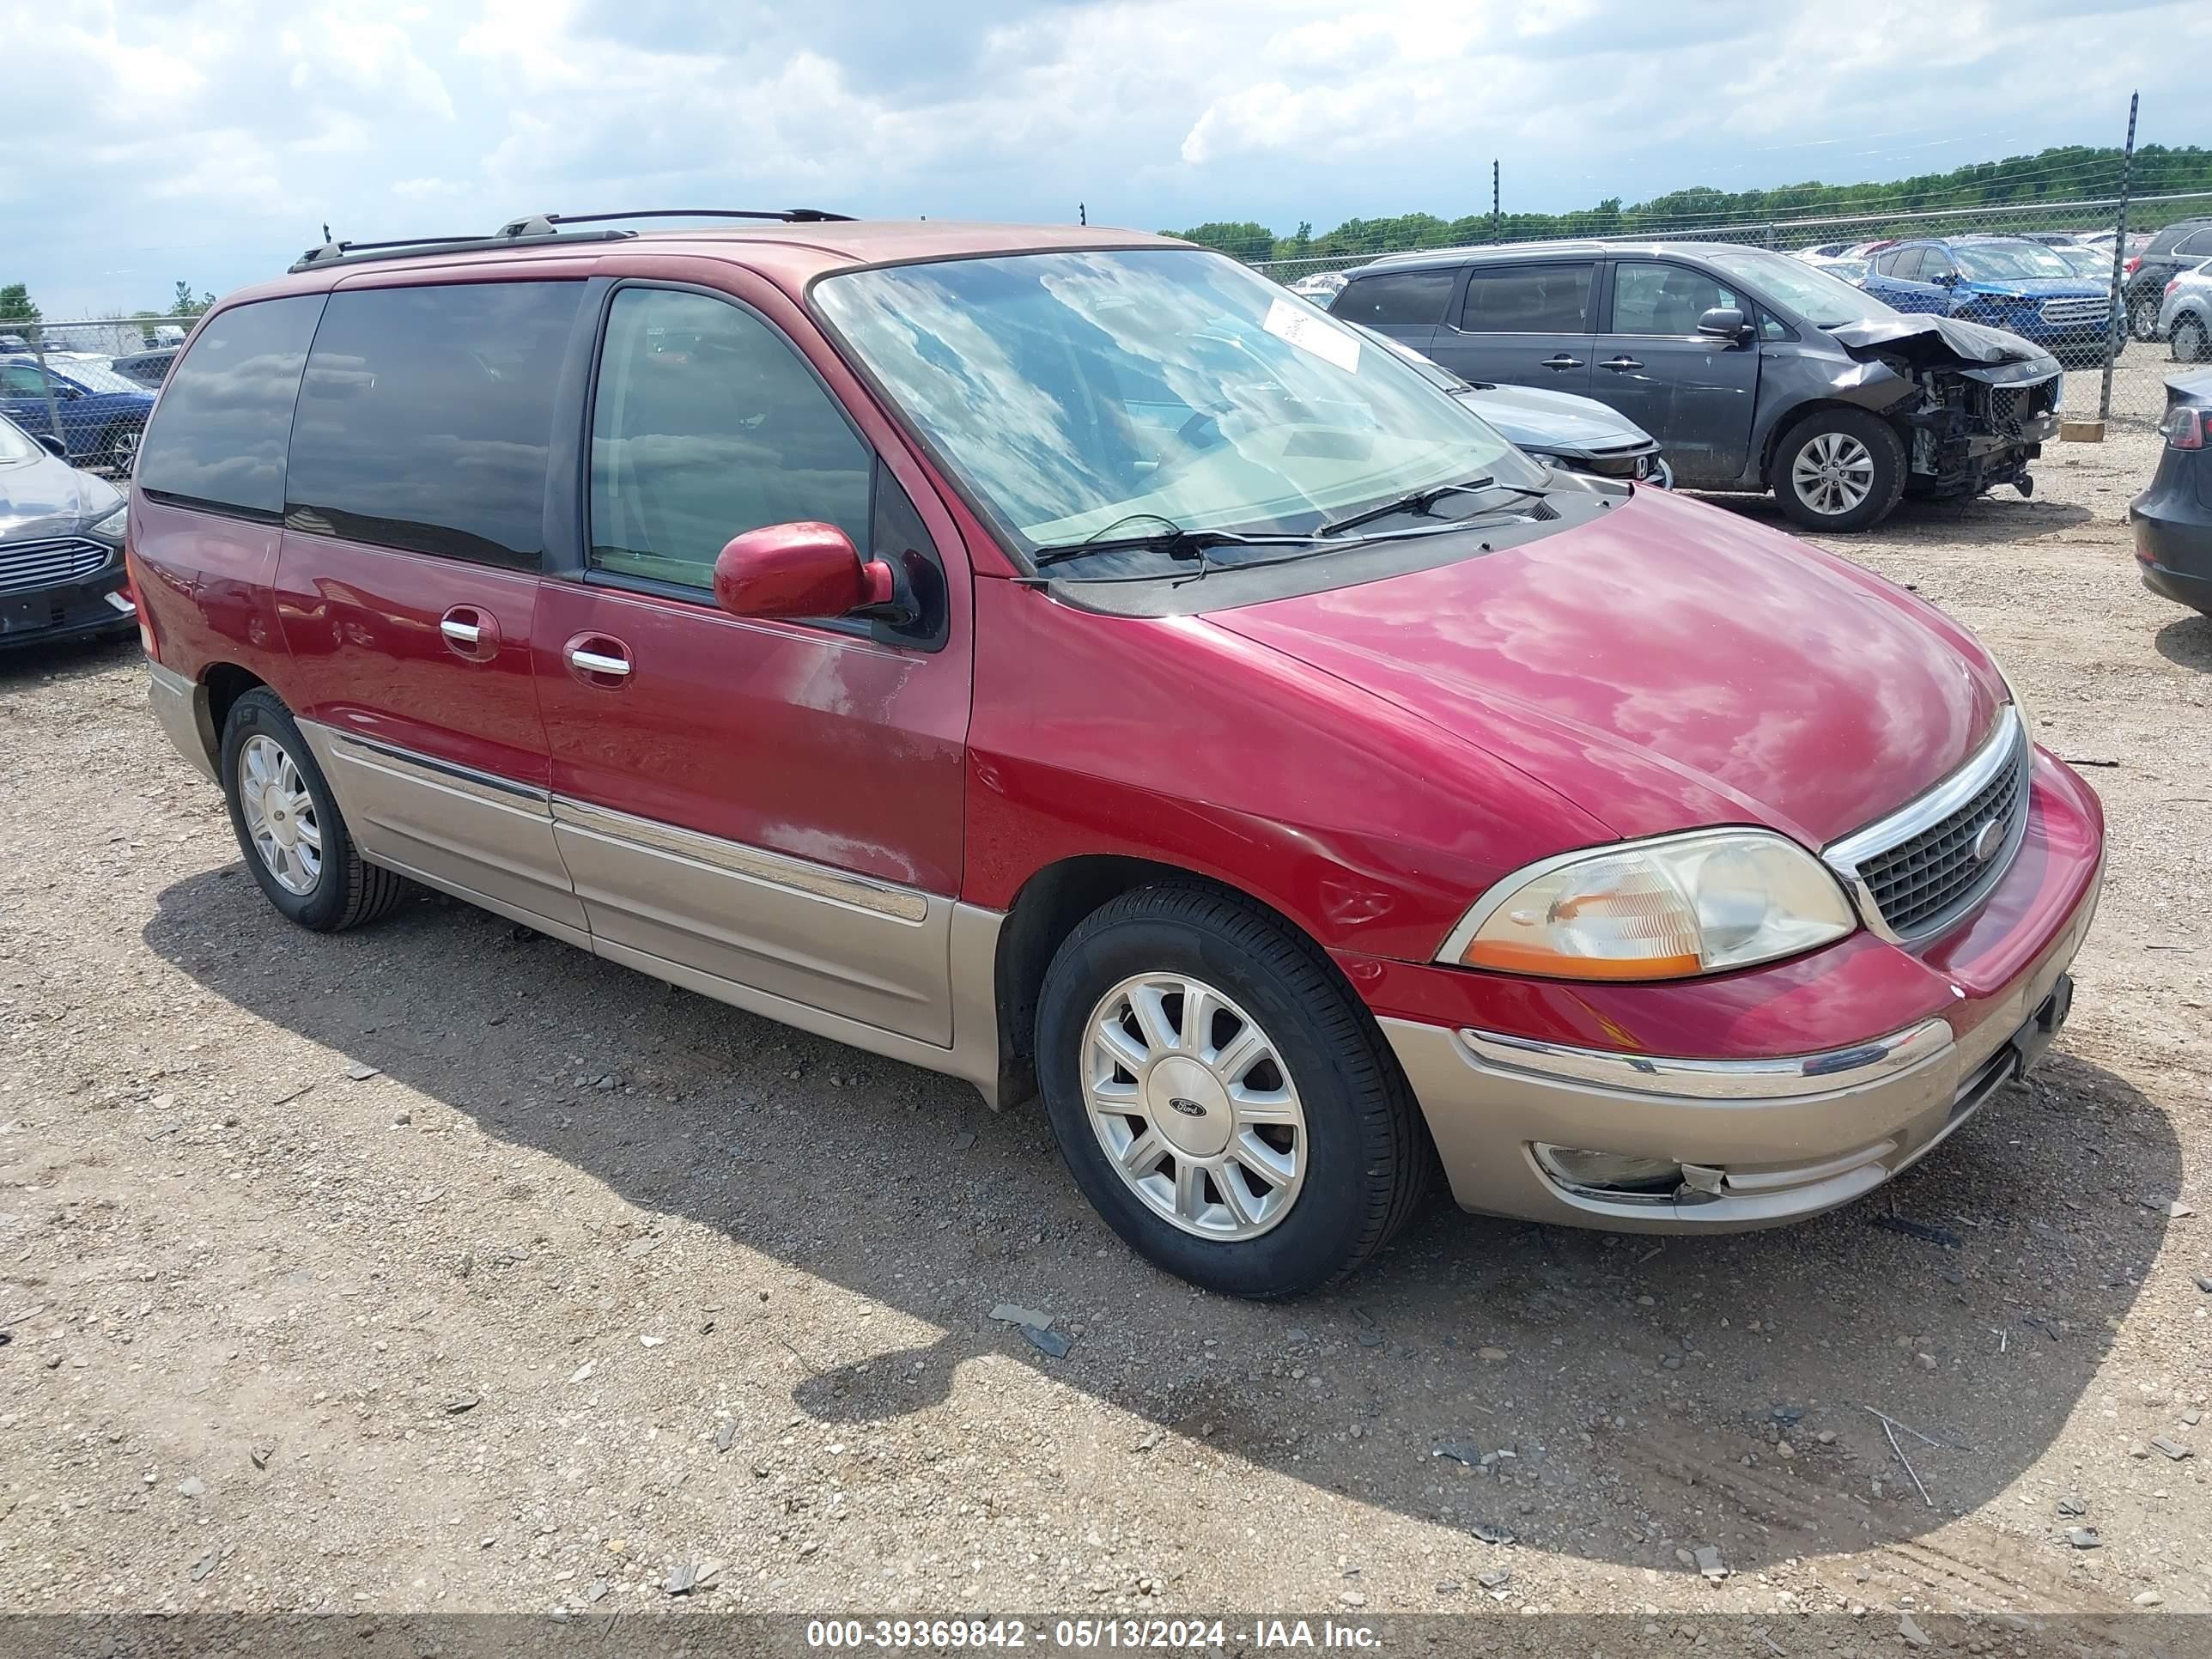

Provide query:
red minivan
left=131, top=215, right=2104, bottom=1297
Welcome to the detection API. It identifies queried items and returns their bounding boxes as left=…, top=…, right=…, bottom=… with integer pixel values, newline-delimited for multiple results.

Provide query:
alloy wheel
left=1081, top=973, right=1307, bottom=1241
left=2175, top=316, right=2209, bottom=363
left=1790, top=430, right=1875, bottom=518
left=238, top=734, right=323, bottom=896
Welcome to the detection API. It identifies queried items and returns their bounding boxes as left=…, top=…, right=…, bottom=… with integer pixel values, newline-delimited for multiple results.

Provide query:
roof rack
left=289, top=207, right=855, bottom=275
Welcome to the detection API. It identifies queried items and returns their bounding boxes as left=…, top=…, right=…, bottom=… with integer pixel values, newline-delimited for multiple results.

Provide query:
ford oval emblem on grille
left=1167, top=1097, right=1207, bottom=1118
left=1971, top=819, right=2004, bottom=862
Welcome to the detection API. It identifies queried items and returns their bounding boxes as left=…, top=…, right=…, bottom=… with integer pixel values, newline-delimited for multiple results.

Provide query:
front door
left=1423, top=260, right=1598, bottom=397
left=1866, top=246, right=1943, bottom=314
left=270, top=278, right=589, bottom=939
left=1591, top=259, right=1762, bottom=487
left=532, top=280, right=972, bottom=1045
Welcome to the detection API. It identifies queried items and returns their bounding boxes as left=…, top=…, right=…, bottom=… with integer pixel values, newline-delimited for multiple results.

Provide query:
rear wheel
left=2172, top=312, right=2210, bottom=363
left=1771, top=408, right=1905, bottom=532
left=1036, top=884, right=1426, bottom=1298
left=2131, top=295, right=2163, bottom=343
left=219, top=689, right=409, bottom=932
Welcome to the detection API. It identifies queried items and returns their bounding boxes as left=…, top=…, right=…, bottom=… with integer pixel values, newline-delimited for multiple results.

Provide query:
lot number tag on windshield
left=1264, top=298, right=1362, bottom=374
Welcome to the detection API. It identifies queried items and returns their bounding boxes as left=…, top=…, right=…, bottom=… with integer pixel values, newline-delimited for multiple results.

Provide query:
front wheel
left=220, top=689, right=410, bottom=931
left=1035, top=884, right=1427, bottom=1298
left=1771, top=408, right=1906, bottom=532
left=2130, top=295, right=2162, bottom=343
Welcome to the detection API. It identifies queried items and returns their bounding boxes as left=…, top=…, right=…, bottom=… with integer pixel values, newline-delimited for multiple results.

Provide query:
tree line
left=0, top=281, right=216, bottom=341
left=1169, top=144, right=2212, bottom=261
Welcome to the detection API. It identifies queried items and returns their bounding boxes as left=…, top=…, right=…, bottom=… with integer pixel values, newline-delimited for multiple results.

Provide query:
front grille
left=0, top=537, right=110, bottom=596
left=1826, top=711, right=2031, bottom=940
left=2039, top=297, right=2107, bottom=326
left=1984, top=379, right=2057, bottom=437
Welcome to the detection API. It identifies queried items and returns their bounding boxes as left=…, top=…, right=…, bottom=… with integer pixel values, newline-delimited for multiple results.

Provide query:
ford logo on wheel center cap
left=1971, top=819, right=2004, bottom=862
left=1167, top=1097, right=1207, bottom=1118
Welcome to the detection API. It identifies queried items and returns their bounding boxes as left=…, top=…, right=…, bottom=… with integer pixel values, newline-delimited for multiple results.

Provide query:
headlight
left=88, top=504, right=128, bottom=544
left=1439, top=829, right=1857, bottom=981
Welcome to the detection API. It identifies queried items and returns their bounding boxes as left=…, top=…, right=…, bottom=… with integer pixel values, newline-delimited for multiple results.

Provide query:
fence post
left=2101, top=90, right=2137, bottom=424
left=1764, top=222, right=1776, bottom=250
left=34, top=349, right=67, bottom=456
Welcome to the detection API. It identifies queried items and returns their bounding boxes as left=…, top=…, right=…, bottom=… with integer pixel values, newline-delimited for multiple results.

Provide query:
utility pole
left=2100, top=91, right=2137, bottom=425
left=1492, top=161, right=1501, bottom=244
left=1078, top=203, right=1086, bottom=227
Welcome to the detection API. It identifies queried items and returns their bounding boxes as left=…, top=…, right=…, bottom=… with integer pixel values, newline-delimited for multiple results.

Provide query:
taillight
left=2164, top=406, right=2207, bottom=450
left=2124, top=256, right=2142, bottom=275
left=2169, top=278, right=2185, bottom=298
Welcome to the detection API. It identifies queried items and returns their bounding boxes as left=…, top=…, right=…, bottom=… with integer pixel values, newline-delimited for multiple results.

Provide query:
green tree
left=0, top=282, right=40, bottom=340
left=169, top=281, right=215, bottom=319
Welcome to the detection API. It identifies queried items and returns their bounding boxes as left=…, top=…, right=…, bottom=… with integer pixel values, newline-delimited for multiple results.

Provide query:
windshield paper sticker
left=1264, top=299, right=1361, bottom=374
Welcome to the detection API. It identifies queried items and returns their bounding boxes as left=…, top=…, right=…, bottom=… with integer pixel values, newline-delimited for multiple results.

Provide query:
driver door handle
left=564, top=633, right=634, bottom=684
left=1540, top=355, right=1583, bottom=371
left=1602, top=356, right=1644, bottom=372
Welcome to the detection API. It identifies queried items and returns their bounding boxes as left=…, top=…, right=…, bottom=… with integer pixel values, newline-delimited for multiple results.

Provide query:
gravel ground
left=1, top=369, right=2206, bottom=1632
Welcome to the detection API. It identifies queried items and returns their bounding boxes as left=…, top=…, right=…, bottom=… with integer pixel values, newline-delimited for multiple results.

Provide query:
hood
left=1208, top=487, right=2002, bottom=848
left=1961, top=276, right=2107, bottom=300
left=0, top=450, right=120, bottom=539
left=1825, top=312, right=2061, bottom=379
left=1451, top=382, right=1653, bottom=455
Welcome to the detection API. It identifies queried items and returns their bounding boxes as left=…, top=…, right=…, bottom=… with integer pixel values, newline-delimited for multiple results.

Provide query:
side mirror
left=35, top=433, right=66, bottom=459
left=1696, top=307, right=1751, bottom=342
left=712, top=522, right=901, bottom=623
left=1930, top=270, right=1960, bottom=288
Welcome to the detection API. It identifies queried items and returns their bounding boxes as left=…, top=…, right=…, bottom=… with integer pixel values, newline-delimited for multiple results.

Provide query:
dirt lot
left=2, top=368, right=2207, bottom=1637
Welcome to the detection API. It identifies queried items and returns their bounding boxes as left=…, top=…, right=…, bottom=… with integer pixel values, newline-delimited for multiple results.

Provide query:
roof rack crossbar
left=289, top=206, right=854, bottom=276
left=497, top=208, right=854, bottom=234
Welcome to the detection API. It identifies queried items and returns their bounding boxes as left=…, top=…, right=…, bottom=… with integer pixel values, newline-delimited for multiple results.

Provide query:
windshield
left=1700, top=245, right=1895, bottom=328
left=813, top=247, right=1534, bottom=563
left=0, top=416, right=40, bottom=464
left=1954, top=242, right=2077, bottom=282
left=46, top=356, right=145, bottom=396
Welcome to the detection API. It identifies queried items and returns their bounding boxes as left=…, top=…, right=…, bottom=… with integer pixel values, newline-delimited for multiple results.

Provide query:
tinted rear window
left=1458, top=264, right=1594, bottom=332
left=1330, top=269, right=1455, bottom=326
left=284, top=282, right=584, bottom=568
left=137, top=296, right=324, bottom=519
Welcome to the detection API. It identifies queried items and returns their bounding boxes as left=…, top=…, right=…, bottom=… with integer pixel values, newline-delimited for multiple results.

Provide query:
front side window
left=1953, top=242, right=2070, bottom=282
left=285, top=282, right=584, bottom=567
left=588, top=288, right=871, bottom=589
left=1331, top=270, right=1455, bottom=327
left=813, top=247, right=1529, bottom=561
left=0, top=362, right=47, bottom=397
left=137, top=295, right=325, bottom=518
left=1608, top=264, right=1745, bottom=335
left=1890, top=248, right=1927, bottom=280
left=1457, top=264, right=1594, bottom=333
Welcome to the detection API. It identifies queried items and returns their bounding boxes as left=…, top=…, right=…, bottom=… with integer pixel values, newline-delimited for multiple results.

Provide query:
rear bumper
left=1380, top=764, right=2104, bottom=1231
left=2130, top=488, right=2212, bottom=613
left=149, top=659, right=219, bottom=781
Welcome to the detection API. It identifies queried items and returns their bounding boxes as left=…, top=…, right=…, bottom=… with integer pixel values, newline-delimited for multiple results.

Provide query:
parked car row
left=0, top=351, right=155, bottom=471
left=98, top=212, right=2106, bottom=1297
left=0, top=412, right=135, bottom=650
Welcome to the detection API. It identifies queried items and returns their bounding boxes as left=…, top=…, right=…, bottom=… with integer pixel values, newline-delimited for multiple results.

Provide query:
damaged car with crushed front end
left=1328, top=240, right=2063, bottom=531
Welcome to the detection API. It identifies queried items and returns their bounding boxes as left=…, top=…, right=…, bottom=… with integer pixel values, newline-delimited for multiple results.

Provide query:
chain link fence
left=1237, top=191, right=2212, bottom=427
left=0, top=316, right=186, bottom=477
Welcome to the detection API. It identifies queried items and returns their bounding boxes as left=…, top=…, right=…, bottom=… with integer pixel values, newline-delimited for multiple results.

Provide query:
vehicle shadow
left=1705, top=492, right=2097, bottom=545
left=143, top=867, right=2177, bottom=1578
left=0, top=631, right=137, bottom=688
left=2154, top=611, right=2212, bottom=672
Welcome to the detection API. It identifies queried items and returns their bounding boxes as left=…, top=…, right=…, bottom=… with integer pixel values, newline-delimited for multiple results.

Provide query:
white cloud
left=0, top=0, right=2203, bottom=318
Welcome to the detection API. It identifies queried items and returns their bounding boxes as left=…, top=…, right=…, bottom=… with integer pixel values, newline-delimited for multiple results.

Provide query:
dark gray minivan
left=1329, top=240, right=2064, bottom=531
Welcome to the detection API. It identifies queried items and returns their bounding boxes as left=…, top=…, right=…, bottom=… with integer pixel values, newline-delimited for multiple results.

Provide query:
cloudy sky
left=4, top=0, right=2204, bottom=319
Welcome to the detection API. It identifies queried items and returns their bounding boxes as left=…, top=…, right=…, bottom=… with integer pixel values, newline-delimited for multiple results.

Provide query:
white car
left=2159, top=259, right=2212, bottom=362
left=1286, top=270, right=1349, bottom=302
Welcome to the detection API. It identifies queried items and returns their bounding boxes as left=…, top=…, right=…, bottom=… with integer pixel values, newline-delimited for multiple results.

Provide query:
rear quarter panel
left=127, top=497, right=292, bottom=694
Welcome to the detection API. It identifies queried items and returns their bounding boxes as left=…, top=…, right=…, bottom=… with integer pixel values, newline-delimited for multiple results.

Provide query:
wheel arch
left=988, top=854, right=1346, bottom=1110
left=1760, top=397, right=1910, bottom=489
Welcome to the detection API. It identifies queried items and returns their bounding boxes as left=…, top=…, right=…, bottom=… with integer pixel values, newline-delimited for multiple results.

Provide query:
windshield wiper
left=1320, top=476, right=1548, bottom=537
left=1030, top=517, right=1328, bottom=572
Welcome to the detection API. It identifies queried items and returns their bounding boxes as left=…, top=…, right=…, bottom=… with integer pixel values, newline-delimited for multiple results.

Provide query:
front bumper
left=0, top=560, right=133, bottom=651
left=1380, top=774, right=2104, bottom=1232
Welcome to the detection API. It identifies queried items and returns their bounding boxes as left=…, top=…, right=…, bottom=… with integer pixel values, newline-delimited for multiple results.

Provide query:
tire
left=2172, top=312, right=2211, bottom=364
left=1035, top=884, right=1427, bottom=1298
left=1771, top=408, right=1906, bottom=532
left=219, top=689, right=409, bottom=932
left=2130, top=295, right=2162, bottom=343
left=100, top=421, right=142, bottom=477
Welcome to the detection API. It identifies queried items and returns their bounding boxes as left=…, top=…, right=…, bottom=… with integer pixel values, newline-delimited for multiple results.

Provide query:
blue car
left=1861, top=236, right=2119, bottom=368
left=0, top=352, right=157, bottom=472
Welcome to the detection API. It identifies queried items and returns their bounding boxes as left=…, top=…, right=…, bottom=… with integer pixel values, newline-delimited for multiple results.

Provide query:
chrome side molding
left=1459, top=1016, right=1954, bottom=1101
